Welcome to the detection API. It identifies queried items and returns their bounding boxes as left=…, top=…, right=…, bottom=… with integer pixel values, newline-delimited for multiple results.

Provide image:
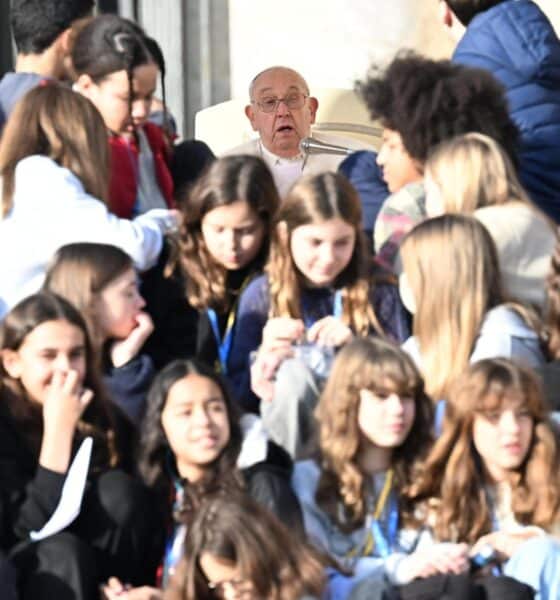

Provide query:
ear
left=438, top=0, right=454, bottom=28
left=2, top=349, right=22, bottom=379
left=245, top=104, right=258, bottom=131
left=57, top=27, right=74, bottom=56
left=307, top=96, right=319, bottom=125
left=74, top=73, right=96, bottom=95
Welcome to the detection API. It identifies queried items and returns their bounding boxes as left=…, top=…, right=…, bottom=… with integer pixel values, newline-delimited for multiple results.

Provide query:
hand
left=101, top=577, right=162, bottom=600
left=250, top=346, right=294, bottom=402
left=261, top=317, right=305, bottom=352
left=406, top=543, right=470, bottom=580
left=40, top=370, right=93, bottom=473
left=471, top=530, right=539, bottom=562
left=43, top=369, right=93, bottom=436
left=307, top=316, right=353, bottom=347
left=110, top=312, right=154, bottom=368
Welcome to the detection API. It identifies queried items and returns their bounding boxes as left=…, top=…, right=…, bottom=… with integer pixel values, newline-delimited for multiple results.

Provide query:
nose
left=192, top=406, right=212, bottom=427
left=500, top=410, right=521, bottom=434
left=386, top=393, right=405, bottom=415
left=318, top=243, right=336, bottom=265
left=275, top=98, right=290, bottom=116
left=377, top=145, right=387, bottom=167
left=131, top=98, right=149, bottom=122
left=53, top=353, right=72, bottom=373
left=136, top=290, right=146, bottom=310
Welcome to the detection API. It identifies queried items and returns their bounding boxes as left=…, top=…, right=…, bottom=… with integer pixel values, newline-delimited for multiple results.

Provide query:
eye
left=208, top=399, right=226, bottom=413
left=70, top=348, right=86, bottom=361
left=335, top=238, right=352, bottom=248
left=484, top=411, right=500, bottom=422
left=260, top=97, right=277, bottom=110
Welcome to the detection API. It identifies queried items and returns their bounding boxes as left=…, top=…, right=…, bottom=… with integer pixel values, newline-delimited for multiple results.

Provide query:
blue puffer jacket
left=453, top=0, right=560, bottom=222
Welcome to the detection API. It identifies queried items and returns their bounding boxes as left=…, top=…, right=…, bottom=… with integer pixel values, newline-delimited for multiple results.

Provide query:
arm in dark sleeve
left=371, top=282, right=411, bottom=344
left=104, top=354, right=155, bottom=426
left=227, top=275, right=270, bottom=412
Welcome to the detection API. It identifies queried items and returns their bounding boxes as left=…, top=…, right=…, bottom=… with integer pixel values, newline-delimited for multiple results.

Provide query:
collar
left=258, top=139, right=304, bottom=165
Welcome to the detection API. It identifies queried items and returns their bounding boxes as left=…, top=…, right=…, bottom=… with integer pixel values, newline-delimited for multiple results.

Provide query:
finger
left=61, top=369, right=80, bottom=394
left=135, top=311, right=154, bottom=333
left=79, top=388, right=94, bottom=409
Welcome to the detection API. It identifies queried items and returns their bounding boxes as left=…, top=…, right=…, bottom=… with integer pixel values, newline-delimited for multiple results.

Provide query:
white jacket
left=0, top=155, right=176, bottom=318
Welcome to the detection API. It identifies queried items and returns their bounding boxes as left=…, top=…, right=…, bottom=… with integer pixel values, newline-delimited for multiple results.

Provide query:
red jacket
left=108, top=122, right=174, bottom=218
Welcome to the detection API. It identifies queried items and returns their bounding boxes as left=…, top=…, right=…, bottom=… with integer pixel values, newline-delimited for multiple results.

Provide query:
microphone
left=299, top=136, right=355, bottom=157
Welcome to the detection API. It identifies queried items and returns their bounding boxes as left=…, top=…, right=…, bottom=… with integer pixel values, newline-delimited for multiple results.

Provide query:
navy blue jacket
left=453, top=0, right=560, bottom=221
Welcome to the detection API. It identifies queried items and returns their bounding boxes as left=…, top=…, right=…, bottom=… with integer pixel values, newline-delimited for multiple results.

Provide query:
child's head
left=139, top=359, right=242, bottom=492
left=267, top=172, right=377, bottom=334
left=415, top=358, right=560, bottom=542
left=180, top=155, right=279, bottom=310
left=0, top=84, right=109, bottom=217
left=358, top=54, right=518, bottom=193
left=315, top=337, right=433, bottom=526
left=11, top=0, right=93, bottom=60
left=425, top=133, right=530, bottom=217
left=399, top=214, right=502, bottom=398
left=0, top=292, right=98, bottom=406
left=173, top=494, right=325, bottom=600
left=44, top=243, right=143, bottom=347
left=71, top=14, right=157, bottom=136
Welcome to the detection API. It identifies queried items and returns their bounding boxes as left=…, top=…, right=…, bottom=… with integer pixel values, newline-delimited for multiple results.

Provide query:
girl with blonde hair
left=0, top=84, right=177, bottom=318
left=230, top=172, right=409, bottom=456
left=399, top=214, right=543, bottom=401
left=424, top=132, right=556, bottom=311
left=408, top=358, right=560, bottom=598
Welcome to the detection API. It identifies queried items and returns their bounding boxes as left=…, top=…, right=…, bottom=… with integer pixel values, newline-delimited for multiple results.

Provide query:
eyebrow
left=257, top=85, right=302, bottom=95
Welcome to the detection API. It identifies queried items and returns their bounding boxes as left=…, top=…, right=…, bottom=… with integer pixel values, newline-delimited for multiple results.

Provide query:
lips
left=276, top=124, right=294, bottom=133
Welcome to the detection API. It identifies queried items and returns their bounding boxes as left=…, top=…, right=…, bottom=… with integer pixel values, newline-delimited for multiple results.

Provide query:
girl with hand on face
left=409, top=359, right=560, bottom=599
left=399, top=214, right=544, bottom=404
left=0, top=293, right=157, bottom=600
left=101, top=359, right=302, bottom=599
left=44, top=243, right=155, bottom=426
left=424, top=133, right=556, bottom=313
left=167, top=494, right=327, bottom=600
left=230, top=172, right=409, bottom=457
left=72, top=14, right=174, bottom=218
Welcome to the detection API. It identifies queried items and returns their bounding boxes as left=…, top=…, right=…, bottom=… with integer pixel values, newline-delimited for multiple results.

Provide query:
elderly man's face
left=245, top=68, right=318, bottom=158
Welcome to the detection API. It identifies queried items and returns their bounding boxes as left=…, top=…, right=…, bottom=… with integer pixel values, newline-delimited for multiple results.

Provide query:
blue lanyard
left=206, top=307, right=235, bottom=375
left=162, top=478, right=186, bottom=586
left=302, top=289, right=343, bottom=329
left=369, top=496, right=399, bottom=558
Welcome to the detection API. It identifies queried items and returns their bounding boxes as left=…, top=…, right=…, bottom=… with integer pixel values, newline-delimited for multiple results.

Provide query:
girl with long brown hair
left=167, top=494, right=326, bottom=600
left=291, top=337, right=479, bottom=588
left=399, top=214, right=544, bottom=401
left=229, top=172, right=409, bottom=456
left=409, top=358, right=560, bottom=598
left=0, top=293, right=156, bottom=599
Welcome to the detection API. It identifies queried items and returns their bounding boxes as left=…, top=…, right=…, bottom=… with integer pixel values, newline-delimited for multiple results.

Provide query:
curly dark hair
left=444, top=1, right=507, bottom=26
left=357, top=53, right=519, bottom=167
left=137, top=359, right=244, bottom=525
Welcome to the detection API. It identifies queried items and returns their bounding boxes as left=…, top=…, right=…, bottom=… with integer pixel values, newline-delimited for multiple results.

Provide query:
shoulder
left=13, top=156, right=85, bottom=200
left=239, top=273, right=269, bottom=305
left=292, top=460, right=321, bottom=499
left=222, top=138, right=260, bottom=157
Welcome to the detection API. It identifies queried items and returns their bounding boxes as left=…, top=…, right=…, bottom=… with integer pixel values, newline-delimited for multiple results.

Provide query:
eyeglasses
left=253, top=92, right=309, bottom=113
left=207, top=577, right=251, bottom=598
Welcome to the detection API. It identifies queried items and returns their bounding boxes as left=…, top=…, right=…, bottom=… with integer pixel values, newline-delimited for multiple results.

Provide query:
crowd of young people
left=0, top=1, right=559, bottom=599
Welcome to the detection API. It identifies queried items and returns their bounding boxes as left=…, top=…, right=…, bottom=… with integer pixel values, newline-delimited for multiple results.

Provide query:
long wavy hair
left=267, top=172, right=381, bottom=336
left=0, top=293, right=120, bottom=469
left=43, top=243, right=133, bottom=352
left=315, top=337, right=433, bottom=531
left=408, top=358, right=560, bottom=543
left=168, top=494, right=326, bottom=600
left=178, top=155, right=279, bottom=312
left=138, top=359, right=243, bottom=524
left=543, top=239, right=560, bottom=360
left=400, top=214, right=508, bottom=399
left=0, top=84, right=109, bottom=217
left=425, top=133, right=533, bottom=215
